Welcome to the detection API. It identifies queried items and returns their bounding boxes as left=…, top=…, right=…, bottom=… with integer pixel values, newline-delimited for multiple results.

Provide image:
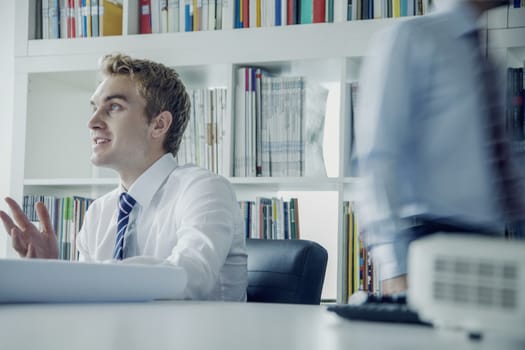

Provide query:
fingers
left=4, top=197, right=32, bottom=231
left=11, top=227, right=29, bottom=257
left=0, top=210, right=16, bottom=236
left=35, top=202, right=54, bottom=236
left=26, top=244, right=36, bottom=258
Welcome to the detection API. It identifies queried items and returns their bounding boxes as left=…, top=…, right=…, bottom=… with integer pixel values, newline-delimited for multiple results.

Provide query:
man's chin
left=90, top=156, right=113, bottom=168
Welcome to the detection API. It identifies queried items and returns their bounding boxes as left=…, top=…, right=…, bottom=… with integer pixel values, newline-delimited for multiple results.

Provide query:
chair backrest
left=246, top=239, right=328, bottom=305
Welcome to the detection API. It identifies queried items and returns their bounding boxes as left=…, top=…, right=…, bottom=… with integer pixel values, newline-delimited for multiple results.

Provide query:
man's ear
left=150, top=111, right=173, bottom=139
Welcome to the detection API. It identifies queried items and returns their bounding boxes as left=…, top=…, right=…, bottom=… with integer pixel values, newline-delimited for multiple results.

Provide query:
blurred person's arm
left=355, top=22, right=426, bottom=290
left=382, top=274, right=408, bottom=295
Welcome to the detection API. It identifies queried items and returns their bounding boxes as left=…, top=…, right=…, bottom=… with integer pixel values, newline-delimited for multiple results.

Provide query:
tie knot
left=119, top=192, right=136, bottom=214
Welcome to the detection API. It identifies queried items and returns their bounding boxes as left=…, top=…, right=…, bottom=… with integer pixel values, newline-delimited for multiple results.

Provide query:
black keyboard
left=326, top=295, right=432, bottom=326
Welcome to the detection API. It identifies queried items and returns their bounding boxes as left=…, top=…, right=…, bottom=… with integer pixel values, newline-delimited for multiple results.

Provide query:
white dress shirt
left=77, top=154, right=248, bottom=301
left=355, top=1, right=509, bottom=280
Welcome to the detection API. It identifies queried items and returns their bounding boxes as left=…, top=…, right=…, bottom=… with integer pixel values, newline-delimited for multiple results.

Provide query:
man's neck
left=119, top=153, right=167, bottom=190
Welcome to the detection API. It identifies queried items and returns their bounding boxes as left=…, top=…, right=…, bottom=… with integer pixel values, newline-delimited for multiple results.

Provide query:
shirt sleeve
left=76, top=203, right=94, bottom=262
left=355, top=22, right=422, bottom=280
left=166, top=174, right=241, bottom=300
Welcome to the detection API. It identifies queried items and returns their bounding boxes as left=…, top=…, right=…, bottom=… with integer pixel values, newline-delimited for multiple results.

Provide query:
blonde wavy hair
left=99, top=53, right=191, bottom=156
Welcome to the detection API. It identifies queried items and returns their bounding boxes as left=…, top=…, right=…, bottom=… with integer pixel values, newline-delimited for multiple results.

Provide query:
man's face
left=88, top=75, right=152, bottom=172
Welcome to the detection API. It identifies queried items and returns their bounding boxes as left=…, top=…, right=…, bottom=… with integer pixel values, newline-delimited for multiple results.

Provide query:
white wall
left=0, top=0, right=16, bottom=257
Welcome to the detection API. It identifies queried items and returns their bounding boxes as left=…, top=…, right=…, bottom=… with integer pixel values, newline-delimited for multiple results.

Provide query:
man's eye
left=109, top=104, right=121, bottom=111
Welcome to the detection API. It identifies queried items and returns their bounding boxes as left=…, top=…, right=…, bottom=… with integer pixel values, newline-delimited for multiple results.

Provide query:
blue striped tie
left=113, top=192, right=136, bottom=260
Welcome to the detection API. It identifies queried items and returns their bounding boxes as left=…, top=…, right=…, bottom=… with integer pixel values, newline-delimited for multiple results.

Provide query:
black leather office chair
left=246, top=239, right=328, bottom=305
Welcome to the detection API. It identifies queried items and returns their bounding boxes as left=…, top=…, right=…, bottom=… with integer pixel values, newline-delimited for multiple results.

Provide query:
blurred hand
left=382, top=274, right=408, bottom=295
left=0, top=197, right=59, bottom=259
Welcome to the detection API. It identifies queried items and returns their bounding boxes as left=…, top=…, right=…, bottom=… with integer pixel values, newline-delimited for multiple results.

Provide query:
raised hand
left=0, top=197, right=59, bottom=259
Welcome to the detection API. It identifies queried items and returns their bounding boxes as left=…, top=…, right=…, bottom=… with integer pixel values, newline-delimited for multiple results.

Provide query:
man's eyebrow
left=90, top=94, right=129, bottom=107
left=104, top=94, right=129, bottom=102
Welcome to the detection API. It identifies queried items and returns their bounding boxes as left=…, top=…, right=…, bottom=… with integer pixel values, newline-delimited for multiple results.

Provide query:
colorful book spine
left=300, top=0, right=312, bottom=24
left=140, top=0, right=152, bottom=33
left=91, top=0, right=99, bottom=36
left=185, top=0, right=192, bottom=31
left=312, top=0, right=325, bottom=22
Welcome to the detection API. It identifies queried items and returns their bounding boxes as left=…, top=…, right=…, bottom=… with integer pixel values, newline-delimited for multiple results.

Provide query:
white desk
left=0, top=301, right=523, bottom=350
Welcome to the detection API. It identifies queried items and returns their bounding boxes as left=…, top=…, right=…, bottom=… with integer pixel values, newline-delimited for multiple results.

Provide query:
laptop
left=0, top=258, right=187, bottom=303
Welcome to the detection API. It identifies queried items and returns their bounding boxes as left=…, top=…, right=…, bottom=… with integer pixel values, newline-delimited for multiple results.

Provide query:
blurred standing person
left=354, top=0, right=521, bottom=295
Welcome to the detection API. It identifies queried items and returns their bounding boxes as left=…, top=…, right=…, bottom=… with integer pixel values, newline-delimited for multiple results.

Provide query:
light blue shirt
left=355, top=1, right=508, bottom=280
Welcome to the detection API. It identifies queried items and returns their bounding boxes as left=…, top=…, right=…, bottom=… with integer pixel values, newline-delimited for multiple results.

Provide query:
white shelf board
left=488, top=27, right=525, bottom=49
left=343, top=177, right=362, bottom=184
left=509, top=7, right=525, bottom=28
left=228, top=177, right=342, bottom=191
left=17, top=19, right=399, bottom=73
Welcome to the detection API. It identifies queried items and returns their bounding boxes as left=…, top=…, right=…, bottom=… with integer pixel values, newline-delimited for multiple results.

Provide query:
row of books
left=349, top=0, right=522, bottom=21
left=32, top=0, right=525, bottom=40
left=23, top=195, right=93, bottom=261
left=340, top=201, right=380, bottom=302
left=140, top=0, right=231, bottom=33
left=234, top=68, right=328, bottom=177
left=175, top=88, right=228, bottom=174
left=507, top=67, right=524, bottom=141
left=347, top=0, right=430, bottom=20
left=34, top=0, right=123, bottom=40
left=239, top=197, right=301, bottom=239
left=233, top=0, right=334, bottom=28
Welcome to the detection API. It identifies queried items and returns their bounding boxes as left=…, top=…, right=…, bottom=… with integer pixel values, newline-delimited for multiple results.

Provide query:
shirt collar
left=433, top=0, right=483, bottom=38
left=119, top=153, right=177, bottom=209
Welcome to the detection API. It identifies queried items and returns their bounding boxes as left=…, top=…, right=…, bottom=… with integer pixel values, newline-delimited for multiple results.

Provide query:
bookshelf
left=2, top=0, right=524, bottom=302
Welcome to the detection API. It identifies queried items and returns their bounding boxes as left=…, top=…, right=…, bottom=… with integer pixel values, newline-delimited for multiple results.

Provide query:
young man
left=355, top=0, right=520, bottom=295
left=0, top=53, right=248, bottom=301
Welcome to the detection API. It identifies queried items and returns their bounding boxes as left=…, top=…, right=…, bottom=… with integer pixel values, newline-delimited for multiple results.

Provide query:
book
left=101, top=0, right=122, bottom=36
left=287, top=0, right=296, bottom=24
left=140, top=0, right=152, bottom=33
left=86, top=0, right=92, bottom=37
left=59, top=0, right=68, bottom=38
left=303, top=80, right=328, bottom=177
left=185, top=0, right=192, bottom=31
left=69, top=0, right=76, bottom=37
left=91, top=0, right=99, bottom=36
left=34, top=0, right=43, bottom=39
left=300, top=0, right=312, bottom=23
left=193, top=0, right=199, bottom=31
left=167, top=0, right=180, bottom=32
left=216, top=0, right=223, bottom=28
left=50, top=0, right=60, bottom=39
left=76, top=0, right=83, bottom=37
left=275, top=0, right=282, bottom=25
left=208, top=0, right=215, bottom=29
left=161, top=0, right=169, bottom=32
left=239, top=197, right=299, bottom=239
left=312, top=0, right=325, bottom=23
left=151, top=0, right=161, bottom=33
left=327, top=0, right=334, bottom=21
left=202, top=0, right=209, bottom=30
